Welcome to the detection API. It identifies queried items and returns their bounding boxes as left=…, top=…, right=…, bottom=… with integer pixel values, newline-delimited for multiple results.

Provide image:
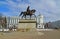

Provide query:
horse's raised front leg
left=34, top=14, right=36, bottom=18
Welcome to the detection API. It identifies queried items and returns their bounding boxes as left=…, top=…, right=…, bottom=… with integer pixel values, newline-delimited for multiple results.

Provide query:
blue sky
left=0, top=0, right=60, bottom=22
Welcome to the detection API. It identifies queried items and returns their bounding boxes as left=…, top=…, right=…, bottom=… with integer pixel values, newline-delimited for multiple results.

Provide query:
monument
left=19, top=6, right=36, bottom=19
left=18, top=6, right=37, bottom=31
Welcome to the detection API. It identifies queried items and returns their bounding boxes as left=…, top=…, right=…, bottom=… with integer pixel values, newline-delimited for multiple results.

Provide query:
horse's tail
left=19, top=12, right=23, bottom=16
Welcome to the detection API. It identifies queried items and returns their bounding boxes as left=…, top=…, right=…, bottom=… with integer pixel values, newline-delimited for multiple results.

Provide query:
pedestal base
left=18, top=19, right=37, bottom=29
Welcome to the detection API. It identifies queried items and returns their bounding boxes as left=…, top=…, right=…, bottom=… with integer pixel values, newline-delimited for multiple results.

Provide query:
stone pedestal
left=17, top=19, right=37, bottom=32
left=18, top=19, right=36, bottom=29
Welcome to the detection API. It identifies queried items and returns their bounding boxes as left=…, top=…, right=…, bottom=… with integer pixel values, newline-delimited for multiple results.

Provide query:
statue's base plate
left=19, top=19, right=36, bottom=23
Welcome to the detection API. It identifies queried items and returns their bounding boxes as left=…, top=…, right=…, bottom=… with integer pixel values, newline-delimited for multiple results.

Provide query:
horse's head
left=31, top=9, right=36, bottom=13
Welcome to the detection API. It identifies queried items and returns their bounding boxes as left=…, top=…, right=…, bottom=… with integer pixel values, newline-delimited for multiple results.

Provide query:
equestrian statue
left=19, top=6, right=36, bottom=19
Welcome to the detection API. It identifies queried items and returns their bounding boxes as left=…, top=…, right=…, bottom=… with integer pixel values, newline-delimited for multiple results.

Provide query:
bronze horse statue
left=19, top=6, right=36, bottom=19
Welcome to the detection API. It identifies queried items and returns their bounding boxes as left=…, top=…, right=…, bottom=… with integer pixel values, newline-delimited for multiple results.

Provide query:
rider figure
left=27, top=6, right=30, bottom=14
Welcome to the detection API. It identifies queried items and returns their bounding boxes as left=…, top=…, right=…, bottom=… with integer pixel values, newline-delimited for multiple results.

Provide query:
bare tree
left=1, top=16, right=7, bottom=31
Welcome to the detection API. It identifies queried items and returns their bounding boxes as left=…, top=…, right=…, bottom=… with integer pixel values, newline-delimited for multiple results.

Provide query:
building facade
left=6, top=14, right=44, bottom=29
left=6, top=16, right=20, bottom=28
